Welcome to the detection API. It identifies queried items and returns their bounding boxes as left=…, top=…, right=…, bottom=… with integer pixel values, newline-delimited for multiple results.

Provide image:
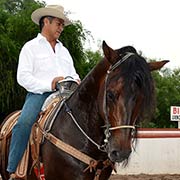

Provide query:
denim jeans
left=7, top=92, right=52, bottom=173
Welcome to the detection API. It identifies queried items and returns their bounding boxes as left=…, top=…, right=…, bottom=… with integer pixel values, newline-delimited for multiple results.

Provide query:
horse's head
left=98, top=41, right=169, bottom=163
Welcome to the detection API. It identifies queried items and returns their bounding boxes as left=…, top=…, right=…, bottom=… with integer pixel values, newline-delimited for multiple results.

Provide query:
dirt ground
left=1, top=174, right=180, bottom=180
left=110, top=174, right=180, bottom=180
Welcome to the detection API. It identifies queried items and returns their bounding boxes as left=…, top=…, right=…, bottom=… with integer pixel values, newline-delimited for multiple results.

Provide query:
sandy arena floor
left=1, top=174, right=180, bottom=179
left=110, top=174, right=180, bottom=180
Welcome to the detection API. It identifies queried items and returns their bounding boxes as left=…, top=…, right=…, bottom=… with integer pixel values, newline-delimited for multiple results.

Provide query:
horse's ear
left=148, top=60, right=169, bottom=71
left=102, top=41, right=118, bottom=64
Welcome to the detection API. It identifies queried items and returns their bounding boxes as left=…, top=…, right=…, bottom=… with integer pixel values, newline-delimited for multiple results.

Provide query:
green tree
left=151, top=68, right=180, bottom=128
left=140, top=65, right=180, bottom=128
left=80, top=49, right=102, bottom=77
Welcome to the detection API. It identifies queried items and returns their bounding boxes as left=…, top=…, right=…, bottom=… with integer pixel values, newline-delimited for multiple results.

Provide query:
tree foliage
left=0, top=0, right=42, bottom=117
left=150, top=68, right=180, bottom=127
left=80, top=49, right=102, bottom=77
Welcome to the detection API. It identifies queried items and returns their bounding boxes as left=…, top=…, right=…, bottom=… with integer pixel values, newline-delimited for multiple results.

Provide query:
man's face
left=45, top=17, right=65, bottom=40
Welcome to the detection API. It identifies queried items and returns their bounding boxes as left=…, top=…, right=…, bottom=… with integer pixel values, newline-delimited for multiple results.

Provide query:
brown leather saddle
left=0, top=95, right=62, bottom=179
left=0, top=80, right=78, bottom=179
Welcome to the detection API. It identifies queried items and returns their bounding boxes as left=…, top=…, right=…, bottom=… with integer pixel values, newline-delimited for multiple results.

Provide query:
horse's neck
left=61, top=58, right=110, bottom=143
left=74, top=57, right=109, bottom=102
left=79, top=58, right=110, bottom=96
left=69, top=58, right=109, bottom=114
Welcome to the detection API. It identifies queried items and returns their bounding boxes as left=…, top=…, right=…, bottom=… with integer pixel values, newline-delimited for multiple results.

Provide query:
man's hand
left=76, top=79, right=81, bottom=84
left=51, top=76, right=64, bottom=90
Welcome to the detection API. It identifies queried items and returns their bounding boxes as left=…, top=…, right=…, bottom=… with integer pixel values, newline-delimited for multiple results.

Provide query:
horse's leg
left=99, top=166, right=113, bottom=180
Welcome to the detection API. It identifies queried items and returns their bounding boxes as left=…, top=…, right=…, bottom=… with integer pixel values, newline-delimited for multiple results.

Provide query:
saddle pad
left=0, top=97, right=61, bottom=179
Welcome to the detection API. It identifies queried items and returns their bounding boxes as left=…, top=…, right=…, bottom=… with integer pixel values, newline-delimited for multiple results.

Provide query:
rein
left=65, top=103, right=135, bottom=151
left=53, top=53, right=137, bottom=154
left=65, top=103, right=107, bottom=152
left=58, top=53, right=137, bottom=153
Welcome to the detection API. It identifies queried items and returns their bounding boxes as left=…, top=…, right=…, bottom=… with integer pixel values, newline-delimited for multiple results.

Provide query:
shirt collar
left=37, top=33, right=61, bottom=44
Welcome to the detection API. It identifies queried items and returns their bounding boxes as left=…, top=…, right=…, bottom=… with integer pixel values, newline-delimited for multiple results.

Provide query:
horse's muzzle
left=108, top=149, right=132, bottom=163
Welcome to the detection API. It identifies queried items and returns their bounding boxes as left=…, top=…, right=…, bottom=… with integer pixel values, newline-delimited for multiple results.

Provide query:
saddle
left=0, top=94, right=63, bottom=179
left=0, top=79, right=78, bottom=179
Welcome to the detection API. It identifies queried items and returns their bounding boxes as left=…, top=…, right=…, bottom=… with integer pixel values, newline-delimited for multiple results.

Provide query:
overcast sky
left=42, top=0, right=180, bottom=69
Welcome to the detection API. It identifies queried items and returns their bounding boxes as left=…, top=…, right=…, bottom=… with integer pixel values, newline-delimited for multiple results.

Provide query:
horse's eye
left=107, top=91, right=115, bottom=101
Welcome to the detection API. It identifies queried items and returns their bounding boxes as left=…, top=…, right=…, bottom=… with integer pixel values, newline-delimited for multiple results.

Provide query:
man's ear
left=43, top=17, right=50, bottom=26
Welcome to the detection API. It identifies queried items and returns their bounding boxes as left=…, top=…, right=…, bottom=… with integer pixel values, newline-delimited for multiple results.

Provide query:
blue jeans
left=7, top=92, right=52, bottom=173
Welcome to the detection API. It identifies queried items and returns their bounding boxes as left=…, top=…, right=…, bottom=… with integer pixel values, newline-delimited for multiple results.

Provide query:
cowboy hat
left=31, top=5, right=71, bottom=26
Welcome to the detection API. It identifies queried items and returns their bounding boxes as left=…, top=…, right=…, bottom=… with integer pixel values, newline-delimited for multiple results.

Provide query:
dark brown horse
left=0, top=41, right=168, bottom=180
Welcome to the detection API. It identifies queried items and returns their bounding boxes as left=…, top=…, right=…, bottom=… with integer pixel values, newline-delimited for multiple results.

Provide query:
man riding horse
left=7, top=4, right=80, bottom=180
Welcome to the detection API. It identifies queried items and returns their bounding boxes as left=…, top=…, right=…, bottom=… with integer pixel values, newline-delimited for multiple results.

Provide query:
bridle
left=102, top=52, right=136, bottom=144
left=65, top=52, right=137, bottom=152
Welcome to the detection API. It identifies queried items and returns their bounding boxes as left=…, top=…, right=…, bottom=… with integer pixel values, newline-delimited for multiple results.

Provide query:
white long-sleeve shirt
left=17, top=33, right=80, bottom=94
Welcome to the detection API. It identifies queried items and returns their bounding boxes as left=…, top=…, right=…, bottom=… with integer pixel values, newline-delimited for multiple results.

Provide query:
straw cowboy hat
left=31, top=5, right=71, bottom=26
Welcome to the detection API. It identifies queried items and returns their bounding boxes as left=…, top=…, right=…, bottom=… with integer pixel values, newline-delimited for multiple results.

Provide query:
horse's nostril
left=111, top=150, right=120, bottom=158
left=110, top=149, right=132, bottom=163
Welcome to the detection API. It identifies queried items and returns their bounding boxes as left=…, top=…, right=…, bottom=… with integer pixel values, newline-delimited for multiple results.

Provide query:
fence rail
left=137, top=128, right=180, bottom=138
left=116, top=128, right=180, bottom=175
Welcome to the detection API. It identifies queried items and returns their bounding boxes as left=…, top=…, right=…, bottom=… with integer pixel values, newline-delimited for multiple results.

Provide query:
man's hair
left=39, top=16, right=54, bottom=31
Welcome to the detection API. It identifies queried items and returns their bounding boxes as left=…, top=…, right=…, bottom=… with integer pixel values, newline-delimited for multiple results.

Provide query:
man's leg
left=7, top=92, right=51, bottom=173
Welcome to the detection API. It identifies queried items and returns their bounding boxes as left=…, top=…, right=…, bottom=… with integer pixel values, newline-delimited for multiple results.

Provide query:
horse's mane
left=116, top=46, right=155, bottom=122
